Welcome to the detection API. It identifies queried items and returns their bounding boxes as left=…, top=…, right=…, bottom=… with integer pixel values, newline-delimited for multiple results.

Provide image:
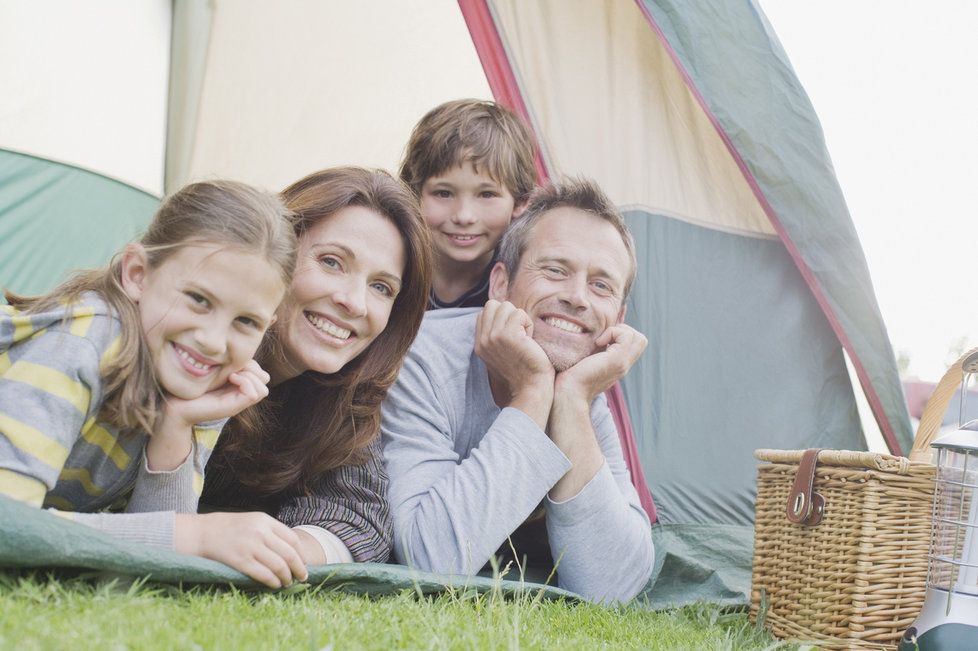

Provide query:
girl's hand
left=147, top=360, right=270, bottom=471
left=175, top=512, right=309, bottom=589
left=166, top=359, right=271, bottom=427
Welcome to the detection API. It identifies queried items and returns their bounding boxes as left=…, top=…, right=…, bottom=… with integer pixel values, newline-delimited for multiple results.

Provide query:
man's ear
left=616, top=303, right=627, bottom=325
left=119, top=244, right=149, bottom=302
left=488, top=261, right=510, bottom=301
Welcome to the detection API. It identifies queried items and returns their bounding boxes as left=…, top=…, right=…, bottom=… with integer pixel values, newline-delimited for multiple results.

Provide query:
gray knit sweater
left=0, top=294, right=224, bottom=548
left=380, top=308, right=653, bottom=603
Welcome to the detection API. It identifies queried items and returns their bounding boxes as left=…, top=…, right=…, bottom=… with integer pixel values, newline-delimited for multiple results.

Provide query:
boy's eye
left=479, top=191, right=500, bottom=199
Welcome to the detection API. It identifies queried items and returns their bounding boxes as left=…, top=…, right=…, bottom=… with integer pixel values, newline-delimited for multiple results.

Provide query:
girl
left=202, top=167, right=431, bottom=571
left=0, top=180, right=307, bottom=587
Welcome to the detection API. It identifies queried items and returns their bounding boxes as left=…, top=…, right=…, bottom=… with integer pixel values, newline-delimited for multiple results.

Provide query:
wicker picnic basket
left=749, top=349, right=978, bottom=649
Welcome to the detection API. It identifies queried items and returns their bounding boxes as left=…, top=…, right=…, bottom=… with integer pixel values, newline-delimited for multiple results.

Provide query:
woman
left=200, top=167, right=431, bottom=586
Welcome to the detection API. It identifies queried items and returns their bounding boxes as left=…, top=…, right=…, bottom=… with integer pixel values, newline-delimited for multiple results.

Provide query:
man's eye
left=187, top=292, right=209, bottom=307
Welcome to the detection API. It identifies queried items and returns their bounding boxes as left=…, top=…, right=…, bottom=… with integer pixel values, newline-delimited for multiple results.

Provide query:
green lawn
left=0, top=573, right=804, bottom=650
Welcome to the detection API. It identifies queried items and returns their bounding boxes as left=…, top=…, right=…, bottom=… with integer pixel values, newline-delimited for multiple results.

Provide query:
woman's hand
left=148, top=361, right=271, bottom=471
left=175, top=512, right=309, bottom=589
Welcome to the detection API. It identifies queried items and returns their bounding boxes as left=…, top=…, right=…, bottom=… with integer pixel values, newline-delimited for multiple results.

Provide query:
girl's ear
left=120, top=244, right=149, bottom=302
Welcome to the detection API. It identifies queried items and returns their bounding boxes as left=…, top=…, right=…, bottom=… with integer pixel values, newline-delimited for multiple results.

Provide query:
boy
left=400, top=99, right=537, bottom=308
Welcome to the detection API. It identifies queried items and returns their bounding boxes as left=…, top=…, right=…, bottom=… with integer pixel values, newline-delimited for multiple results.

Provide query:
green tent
left=0, top=0, right=909, bottom=606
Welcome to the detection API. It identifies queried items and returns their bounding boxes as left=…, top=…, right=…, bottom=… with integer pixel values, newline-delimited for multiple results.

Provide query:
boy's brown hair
left=400, top=99, right=538, bottom=203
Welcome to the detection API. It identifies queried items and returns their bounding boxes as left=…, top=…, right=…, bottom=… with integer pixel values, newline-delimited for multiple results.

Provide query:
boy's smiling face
left=420, top=161, right=521, bottom=272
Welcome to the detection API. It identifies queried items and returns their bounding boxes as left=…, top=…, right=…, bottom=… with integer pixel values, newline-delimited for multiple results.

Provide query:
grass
left=0, top=572, right=803, bottom=650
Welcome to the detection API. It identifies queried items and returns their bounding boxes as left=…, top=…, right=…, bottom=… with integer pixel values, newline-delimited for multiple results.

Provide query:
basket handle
left=909, top=347, right=978, bottom=462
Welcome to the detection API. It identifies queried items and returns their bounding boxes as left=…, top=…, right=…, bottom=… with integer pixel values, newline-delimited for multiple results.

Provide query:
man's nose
left=558, top=275, right=589, bottom=310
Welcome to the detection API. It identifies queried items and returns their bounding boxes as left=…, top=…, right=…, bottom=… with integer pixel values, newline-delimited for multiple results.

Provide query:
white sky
left=759, top=1, right=978, bottom=382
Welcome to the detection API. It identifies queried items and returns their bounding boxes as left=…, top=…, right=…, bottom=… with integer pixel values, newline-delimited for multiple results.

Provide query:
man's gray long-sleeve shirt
left=380, top=308, right=653, bottom=603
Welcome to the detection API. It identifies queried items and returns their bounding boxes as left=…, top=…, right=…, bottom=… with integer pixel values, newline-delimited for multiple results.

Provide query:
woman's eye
left=236, top=316, right=258, bottom=329
left=320, top=255, right=341, bottom=269
left=371, top=282, right=394, bottom=298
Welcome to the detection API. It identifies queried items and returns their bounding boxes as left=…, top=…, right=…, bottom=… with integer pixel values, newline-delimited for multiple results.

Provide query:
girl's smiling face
left=121, top=243, right=285, bottom=400
left=267, top=205, right=406, bottom=383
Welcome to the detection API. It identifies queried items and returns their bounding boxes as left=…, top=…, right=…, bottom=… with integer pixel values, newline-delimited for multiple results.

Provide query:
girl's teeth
left=177, top=347, right=211, bottom=370
left=545, top=317, right=583, bottom=334
left=306, top=312, right=351, bottom=339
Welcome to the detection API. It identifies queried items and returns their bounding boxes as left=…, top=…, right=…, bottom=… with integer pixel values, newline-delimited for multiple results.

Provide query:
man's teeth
left=176, top=347, right=212, bottom=370
left=545, top=317, right=583, bottom=334
left=306, top=312, right=351, bottom=339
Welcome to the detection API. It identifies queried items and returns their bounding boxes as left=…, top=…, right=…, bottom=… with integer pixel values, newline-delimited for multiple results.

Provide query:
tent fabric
left=0, top=1, right=169, bottom=196
left=0, top=496, right=576, bottom=600
left=0, top=495, right=747, bottom=609
left=0, top=0, right=912, bottom=609
left=633, top=0, right=911, bottom=454
left=0, top=149, right=157, bottom=297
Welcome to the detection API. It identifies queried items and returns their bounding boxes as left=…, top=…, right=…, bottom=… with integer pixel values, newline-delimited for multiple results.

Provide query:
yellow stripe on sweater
left=0, top=468, right=47, bottom=506
left=58, top=467, right=105, bottom=497
left=100, top=335, right=122, bottom=369
left=194, top=427, right=221, bottom=452
left=80, top=418, right=130, bottom=471
left=5, top=360, right=91, bottom=415
left=0, top=351, right=10, bottom=374
left=0, top=413, right=70, bottom=470
left=11, top=315, right=33, bottom=343
left=68, top=312, right=96, bottom=338
left=193, top=471, right=204, bottom=497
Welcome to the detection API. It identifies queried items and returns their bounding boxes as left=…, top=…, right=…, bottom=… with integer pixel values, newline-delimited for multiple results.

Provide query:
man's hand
left=475, top=300, right=555, bottom=429
left=554, top=324, right=647, bottom=403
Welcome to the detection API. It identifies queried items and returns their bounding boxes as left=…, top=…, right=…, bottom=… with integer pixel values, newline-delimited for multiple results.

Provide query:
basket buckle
left=785, top=448, right=825, bottom=526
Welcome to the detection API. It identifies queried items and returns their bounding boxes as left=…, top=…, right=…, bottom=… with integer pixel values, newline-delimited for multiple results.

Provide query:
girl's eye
left=432, top=189, right=452, bottom=199
left=187, top=292, right=209, bottom=308
left=236, top=316, right=258, bottom=329
left=371, top=282, right=394, bottom=298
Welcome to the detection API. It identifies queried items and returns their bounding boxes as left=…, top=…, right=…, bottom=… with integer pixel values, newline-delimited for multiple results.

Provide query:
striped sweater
left=0, top=293, right=224, bottom=548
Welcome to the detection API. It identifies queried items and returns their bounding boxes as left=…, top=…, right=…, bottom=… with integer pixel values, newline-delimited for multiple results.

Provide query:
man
left=381, top=178, right=653, bottom=603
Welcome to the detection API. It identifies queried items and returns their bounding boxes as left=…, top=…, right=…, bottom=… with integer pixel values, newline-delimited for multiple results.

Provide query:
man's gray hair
left=496, top=177, right=637, bottom=299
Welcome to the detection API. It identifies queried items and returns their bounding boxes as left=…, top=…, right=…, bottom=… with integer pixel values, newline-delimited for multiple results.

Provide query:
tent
left=0, top=0, right=910, bottom=603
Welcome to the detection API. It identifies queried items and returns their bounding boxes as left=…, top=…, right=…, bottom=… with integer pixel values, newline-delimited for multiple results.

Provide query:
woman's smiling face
left=268, top=205, right=406, bottom=383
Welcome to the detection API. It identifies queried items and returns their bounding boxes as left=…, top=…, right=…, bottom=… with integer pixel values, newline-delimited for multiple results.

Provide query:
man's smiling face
left=489, top=207, right=630, bottom=371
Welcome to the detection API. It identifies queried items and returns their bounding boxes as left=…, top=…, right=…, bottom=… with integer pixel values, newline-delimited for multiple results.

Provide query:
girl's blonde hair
left=6, top=180, right=296, bottom=434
